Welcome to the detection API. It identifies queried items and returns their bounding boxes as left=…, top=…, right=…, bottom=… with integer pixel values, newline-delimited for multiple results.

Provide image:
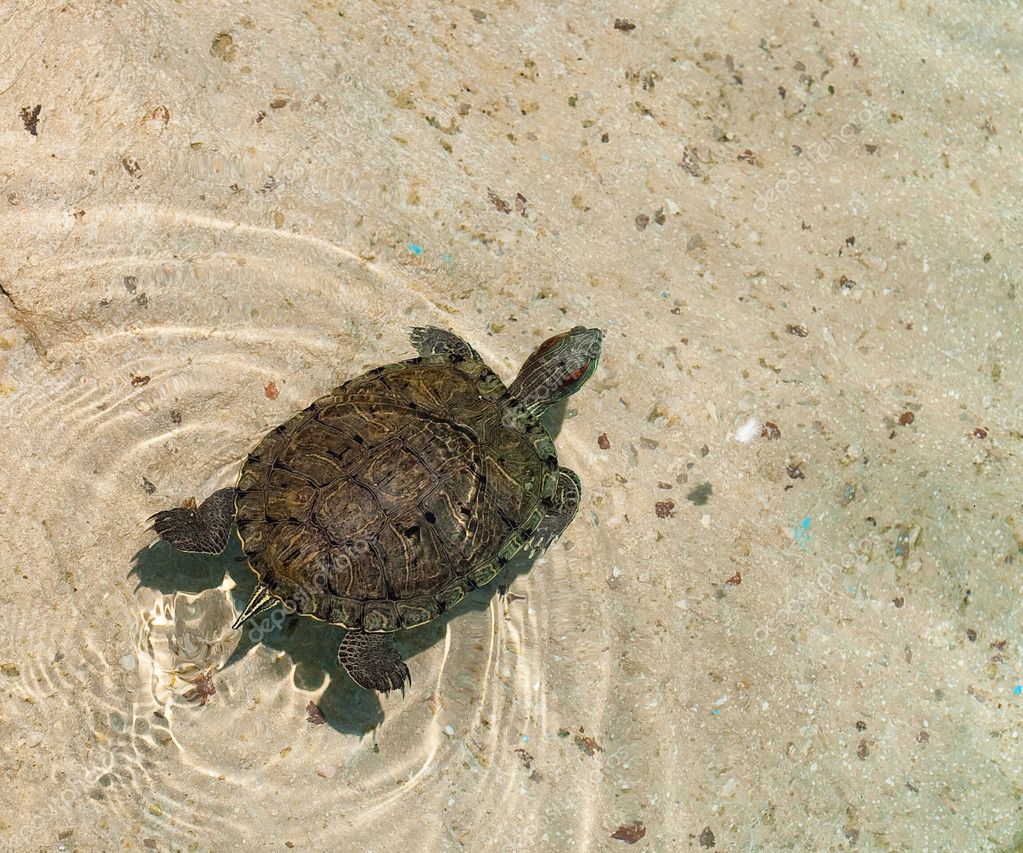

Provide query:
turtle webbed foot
left=527, top=467, right=581, bottom=556
left=410, top=326, right=480, bottom=361
left=337, top=631, right=411, bottom=694
left=148, top=488, right=236, bottom=555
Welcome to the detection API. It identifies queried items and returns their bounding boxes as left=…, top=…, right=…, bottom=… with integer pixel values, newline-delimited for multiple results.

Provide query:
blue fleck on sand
left=794, top=516, right=812, bottom=549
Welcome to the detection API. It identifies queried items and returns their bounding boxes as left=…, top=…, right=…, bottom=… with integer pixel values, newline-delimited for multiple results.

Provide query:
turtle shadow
left=540, top=397, right=568, bottom=439
left=130, top=538, right=383, bottom=735
left=129, top=534, right=545, bottom=736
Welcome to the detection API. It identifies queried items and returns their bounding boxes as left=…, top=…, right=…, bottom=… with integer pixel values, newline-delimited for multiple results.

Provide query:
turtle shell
left=233, top=353, right=560, bottom=632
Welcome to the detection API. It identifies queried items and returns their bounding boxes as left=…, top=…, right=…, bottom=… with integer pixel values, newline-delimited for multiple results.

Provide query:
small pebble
left=120, top=654, right=137, bottom=672
left=314, top=763, right=337, bottom=779
left=26, top=731, right=43, bottom=748
left=444, top=724, right=455, bottom=736
left=735, top=418, right=758, bottom=443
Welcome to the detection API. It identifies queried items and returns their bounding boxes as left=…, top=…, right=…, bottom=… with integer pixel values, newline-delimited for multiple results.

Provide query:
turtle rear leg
left=410, top=326, right=480, bottom=360
left=337, top=631, right=410, bottom=694
left=527, top=467, right=581, bottom=555
left=149, top=488, right=236, bottom=555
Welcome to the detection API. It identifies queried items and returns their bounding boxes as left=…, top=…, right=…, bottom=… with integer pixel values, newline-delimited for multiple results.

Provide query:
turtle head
left=507, top=326, right=603, bottom=419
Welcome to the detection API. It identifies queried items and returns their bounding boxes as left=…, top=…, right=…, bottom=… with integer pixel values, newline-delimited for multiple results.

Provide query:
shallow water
left=1, top=2, right=1021, bottom=851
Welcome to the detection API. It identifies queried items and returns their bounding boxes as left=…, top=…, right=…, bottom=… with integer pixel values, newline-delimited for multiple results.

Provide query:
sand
left=0, top=1, right=1021, bottom=850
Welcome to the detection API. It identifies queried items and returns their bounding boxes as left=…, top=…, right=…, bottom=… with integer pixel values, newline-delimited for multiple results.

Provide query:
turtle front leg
left=148, top=488, right=236, bottom=555
left=410, top=326, right=480, bottom=361
left=528, top=467, right=582, bottom=555
left=337, top=631, right=411, bottom=694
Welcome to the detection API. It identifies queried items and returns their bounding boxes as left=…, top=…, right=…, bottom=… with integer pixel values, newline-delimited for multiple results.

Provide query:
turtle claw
left=148, top=488, right=236, bottom=555
left=410, top=326, right=480, bottom=361
left=524, top=467, right=580, bottom=558
left=337, top=631, right=411, bottom=694
left=148, top=488, right=235, bottom=556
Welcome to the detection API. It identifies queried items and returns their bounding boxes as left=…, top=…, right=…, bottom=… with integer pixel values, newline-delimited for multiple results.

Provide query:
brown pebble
left=966, top=628, right=977, bottom=642
left=856, top=739, right=869, bottom=759
left=785, top=323, right=808, bottom=337
left=305, top=701, right=326, bottom=725
left=574, top=728, right=603, bottom=756
left=892, top=596, right=904, bottom=608
left=270, top=97, right=289, bottom=109
left=183, top=670, right=216, bottom=706
left=655, top=500, right=675, bottom=519
left=264, top=379, right=280, bottom=400
left=122, top=157, right=142, bottom=178
left=972, top=427, right=987, bottom=439
left=20, top=104, right=41, bottom=136
left=698, top=827, right=715, bottom=848
left=635, top=213, right=649, bottom=231
left=916, top=730, right=929, bottom=744
left=786, top=463, right=804, bottom=480
left=855, top=720, right=867, bottom=731
left=611, top=821, right=646, bottom=844
left=487, top=187, right=512, bottom=214
left=898, top=411, right=915, bottom=426
left=761, top=421, right=781, bottom=440
left=597, top=432, right=610, bottom=450
left=130, top=373, right=151, bottom=387
left=724, top=571, right=741, bottom=586
left=613, top=18, right=636, bottom=31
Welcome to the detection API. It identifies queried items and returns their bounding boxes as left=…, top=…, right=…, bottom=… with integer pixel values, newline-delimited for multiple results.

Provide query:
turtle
left=149, top=325, right=602, bottom=693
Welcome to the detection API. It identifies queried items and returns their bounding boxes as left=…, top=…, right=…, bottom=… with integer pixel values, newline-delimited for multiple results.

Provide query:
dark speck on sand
left=687, top=482, right=712, bottom=505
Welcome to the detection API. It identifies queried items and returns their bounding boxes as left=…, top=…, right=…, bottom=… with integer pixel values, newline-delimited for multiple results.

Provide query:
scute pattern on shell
left=234, top=354, right=558, bottom=631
